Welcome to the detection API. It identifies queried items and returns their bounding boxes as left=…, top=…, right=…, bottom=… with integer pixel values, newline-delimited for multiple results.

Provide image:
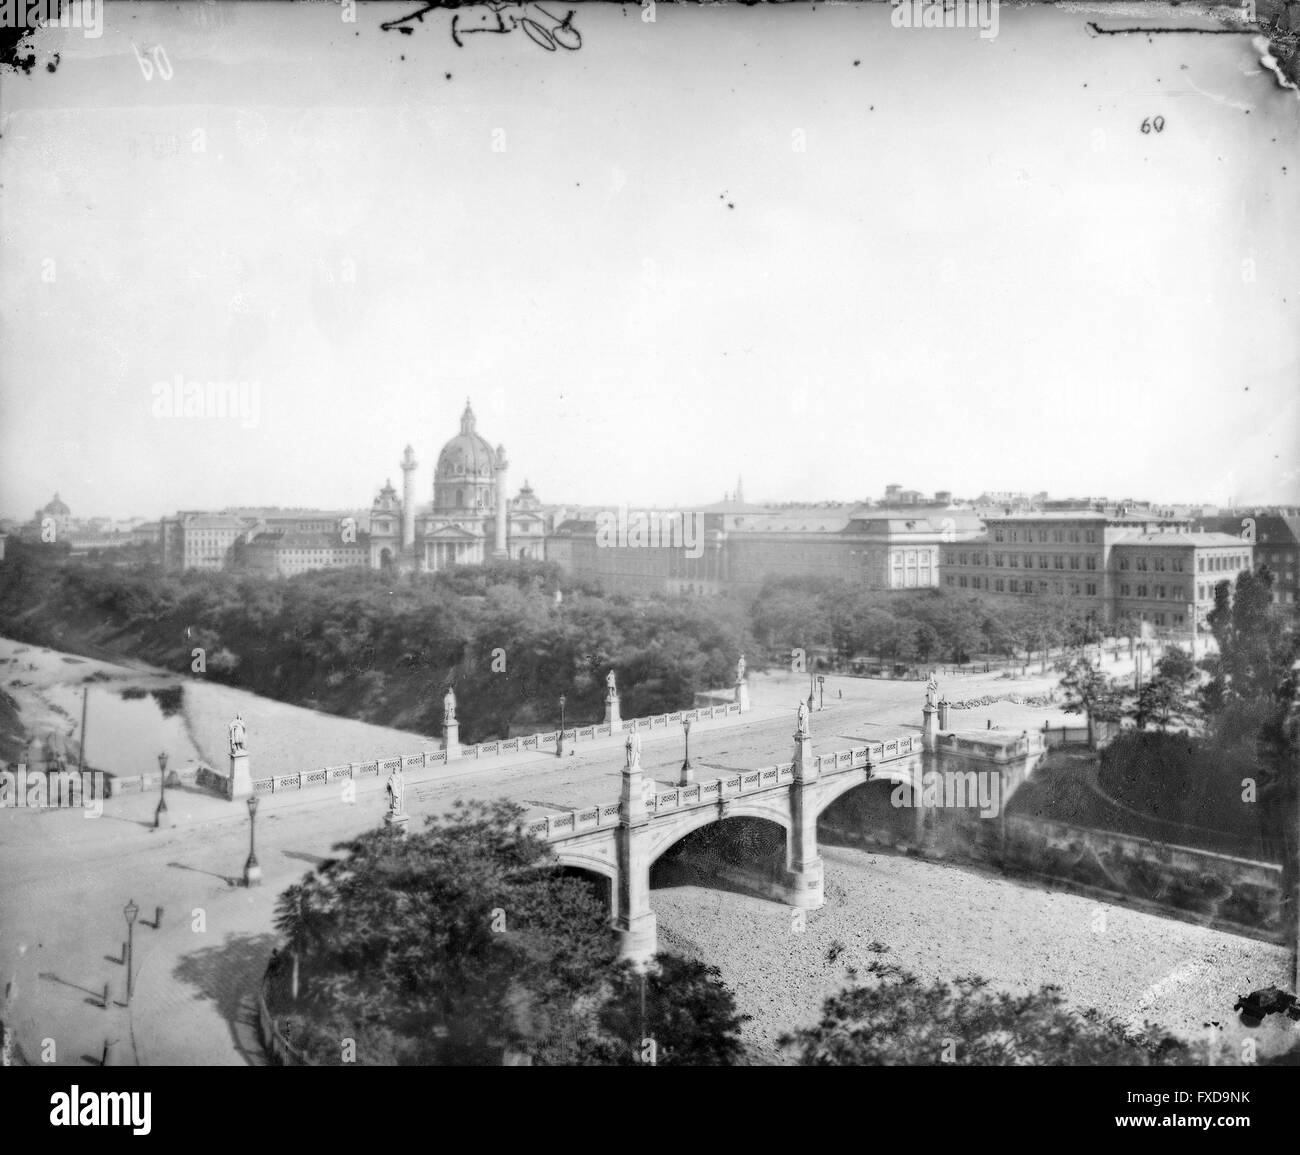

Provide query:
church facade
left=368, top=400, right=545, bottom=573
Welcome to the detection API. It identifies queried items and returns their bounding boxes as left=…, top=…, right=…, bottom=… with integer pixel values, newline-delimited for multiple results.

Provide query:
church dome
left=42, top=493, right=70, bottom=517
left=436, top=400, right=497, bottom=480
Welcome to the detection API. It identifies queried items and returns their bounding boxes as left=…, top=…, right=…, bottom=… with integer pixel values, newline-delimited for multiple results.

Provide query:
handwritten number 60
left=1140, top=116, right=1165, bottom=134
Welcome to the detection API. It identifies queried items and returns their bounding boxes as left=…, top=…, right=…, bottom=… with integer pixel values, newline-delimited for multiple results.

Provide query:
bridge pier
left=784, top=728, right=825, bottom=910
left=617, top=733, right=658, bottom=968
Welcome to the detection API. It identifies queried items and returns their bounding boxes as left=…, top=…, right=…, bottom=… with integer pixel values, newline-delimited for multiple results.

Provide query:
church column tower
left=400, top=445, right=418, bottom=551
left=493, top=443, right=509, bottom=558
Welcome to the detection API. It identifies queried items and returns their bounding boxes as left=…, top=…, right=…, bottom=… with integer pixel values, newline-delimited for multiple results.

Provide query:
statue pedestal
left=227, top=752, right=252, bottom=800
left=384, top=810, right=410, bottom=836
left=922, top=703, right=936, bottom=751
left=938, top=699, right=950, bottom=731
left=443, top=720, right=461, bottom=761
left=605, top=694, right=621, bottom=729
left=735, top=680, right=750, bottom=713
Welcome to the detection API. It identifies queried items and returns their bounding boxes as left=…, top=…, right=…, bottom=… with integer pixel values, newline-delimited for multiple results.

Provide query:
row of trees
left=270, top=800, right=1223, bottom=1066
left=0, top=542, right=753, bottom=744
left=751, top=576, right=1125, bottom=671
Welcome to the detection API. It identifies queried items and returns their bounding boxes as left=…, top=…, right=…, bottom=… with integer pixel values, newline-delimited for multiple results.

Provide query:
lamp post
left=123, top=899, right=139, bottom=1003
left=679, top=717, right=693, bottom=785
left=243, top=794, right=261, bottom=887
left=817, top=675, right=826, bottom=711
left=556, top=695, right=566, bottom=758
left=154, top=751, right=169, bottom=829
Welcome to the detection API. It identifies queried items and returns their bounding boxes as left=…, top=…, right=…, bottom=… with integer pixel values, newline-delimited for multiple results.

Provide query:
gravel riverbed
left=652, top=845, right=1295, bottom=1065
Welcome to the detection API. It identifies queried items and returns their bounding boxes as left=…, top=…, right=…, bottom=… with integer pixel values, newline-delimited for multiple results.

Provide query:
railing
left=524, top=734, right=923, bottom=842
left=209, top=703, right=747, bottom=799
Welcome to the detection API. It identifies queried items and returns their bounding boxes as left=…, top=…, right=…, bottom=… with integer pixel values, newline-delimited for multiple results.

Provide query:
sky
left=1, top=0, right=1297, bottom=522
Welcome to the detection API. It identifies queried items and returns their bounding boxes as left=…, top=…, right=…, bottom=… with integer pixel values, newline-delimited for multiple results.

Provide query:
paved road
left=0, top=662, right=1084, bottom=1066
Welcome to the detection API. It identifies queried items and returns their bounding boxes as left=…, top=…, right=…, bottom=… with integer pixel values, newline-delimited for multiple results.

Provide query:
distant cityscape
left=6, top=400, right=1297, bottom=650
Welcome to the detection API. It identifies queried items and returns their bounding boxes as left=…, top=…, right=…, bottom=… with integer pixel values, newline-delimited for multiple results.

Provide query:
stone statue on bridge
left=796, top=699, right=809, bottom=736
left=625, top=730, right=641, bottom=771
left=606, top=669, right=618, bottom=698
left=228, top=714, right=247, bottom=757
left=736, top=653, right=746, bottom=684
left=386, top=765, right=405, bottom=814
left=925, top=676, right=939, bottom=708
left=443, top=686, right=457, bottom=725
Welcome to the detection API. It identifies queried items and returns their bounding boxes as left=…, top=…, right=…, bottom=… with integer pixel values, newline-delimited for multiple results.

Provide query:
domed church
left=367, top=400, right=545, bottom=573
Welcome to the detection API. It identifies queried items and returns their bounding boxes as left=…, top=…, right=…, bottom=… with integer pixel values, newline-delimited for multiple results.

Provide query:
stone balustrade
left=522, top=734, right=920, bottom=843
left=239, top=703, right=745, bottom=798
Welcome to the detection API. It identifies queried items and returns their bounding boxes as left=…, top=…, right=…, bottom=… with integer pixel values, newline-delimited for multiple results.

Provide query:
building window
left=946, top=552, right=955, bottom=566
left=1198, top=557, right=1205, bottom=572
left=1154, top=558, right=1166, bottom=572
left=1086, top=556, right=1097, bottom=571
left=959, top=552, right=968, bottom=565
left=959, top=576, right=968, bottom=588
left=1156, top=585, right=1166, bottom=599
left=1038, top=530, right=1048, bottom=543
left=1137, top=584, right=1148, bottom=597
left=1010, top=531, right=1019, bottom=543
left=994, top=529, right=1005, bottom=542
left=1010, top=579, right=1019, bottom=592
left=995, top=578, right=1005, bottom=592
left=1054, top=555, right=1064, bottom=569
left=1039, top=556, right=1049, bottom=569
left=1085, top=530, right=1097, bottom=543
left=1086, top=583, right=1097, bottom=596
left=1136, top=558, right=1148, bottom=572
left=1038, top=581, right=1048, bottom=593
left=1119, top=557, right=1130, bottom=570
left=1069, top=555, right=1080, bottom=570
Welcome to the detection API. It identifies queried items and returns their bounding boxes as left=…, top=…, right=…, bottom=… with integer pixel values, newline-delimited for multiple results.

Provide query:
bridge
left=521, top=697, right=1046, bottom=964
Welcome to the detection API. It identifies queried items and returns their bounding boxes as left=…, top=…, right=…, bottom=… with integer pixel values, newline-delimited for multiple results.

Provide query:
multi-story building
left=943, top=509, right=1253, bottom=642
left=243, top=531, right=371, bottom=578
left=544, top=495, right=985, bottom=598
left=1195, top=510, right=1300, bottom=610
left=161, top=512, right=260, bottom=571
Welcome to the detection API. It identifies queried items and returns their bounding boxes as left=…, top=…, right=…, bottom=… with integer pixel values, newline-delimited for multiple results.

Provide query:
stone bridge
left=522, top=700, right=1045, bottom=964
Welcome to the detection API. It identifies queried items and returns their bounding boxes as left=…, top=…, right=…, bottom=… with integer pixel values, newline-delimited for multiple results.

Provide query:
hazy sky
left=2, top=0, right=1297, bottom=521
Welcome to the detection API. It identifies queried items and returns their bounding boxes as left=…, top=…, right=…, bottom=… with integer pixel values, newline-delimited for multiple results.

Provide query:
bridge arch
left=650, top=812, right=791, bottom=905
left=645, top=798, right=792, bottom=866
left=550, top=851, right=619, bottom=918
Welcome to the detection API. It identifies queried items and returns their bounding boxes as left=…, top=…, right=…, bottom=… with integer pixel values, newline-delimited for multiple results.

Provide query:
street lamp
left=679, top=717, right=693, bottom=785
left=243, top=794, right=261, bottom=887
left=123, top=899, right=139, bottom=1003
left=817, top=675, right=826, bottom=711
left=556, top=695, right=566, bottom=758
left=154, top=751, right=169, bottom=829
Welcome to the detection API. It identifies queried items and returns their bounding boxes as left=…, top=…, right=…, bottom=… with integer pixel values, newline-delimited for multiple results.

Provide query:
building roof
left=1113, top=532, right=1248, bottom=547
left=248, top=531, right=367, bottom=550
